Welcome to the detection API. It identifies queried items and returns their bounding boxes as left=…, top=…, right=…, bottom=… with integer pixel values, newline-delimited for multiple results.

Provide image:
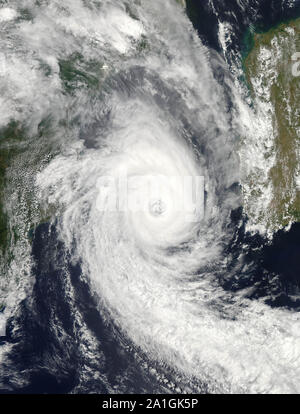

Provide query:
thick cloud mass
left=0, top=0, right=299, bottom=394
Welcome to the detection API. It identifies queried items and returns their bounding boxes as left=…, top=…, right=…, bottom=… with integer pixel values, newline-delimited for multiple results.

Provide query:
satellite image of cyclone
left=0, top=0, right=299, bottom=395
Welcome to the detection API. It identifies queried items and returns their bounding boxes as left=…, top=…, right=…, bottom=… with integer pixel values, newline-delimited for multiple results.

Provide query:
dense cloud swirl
left=0, top=0, right=299, bottom=394
left=34, top=1, right=300, bottom=393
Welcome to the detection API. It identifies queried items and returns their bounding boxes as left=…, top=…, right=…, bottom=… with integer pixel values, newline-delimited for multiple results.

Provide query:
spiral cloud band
left=31, top=0, right=300, bottom=393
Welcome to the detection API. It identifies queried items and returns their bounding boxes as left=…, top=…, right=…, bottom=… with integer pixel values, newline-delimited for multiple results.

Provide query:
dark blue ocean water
left=0, top=0, right=299, bottom=394
left=186, top=0, right=300, bottom=53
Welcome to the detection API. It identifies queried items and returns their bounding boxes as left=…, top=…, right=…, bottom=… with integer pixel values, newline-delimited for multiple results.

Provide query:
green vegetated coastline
left=0, top=4, right=299, bottom=280
left=0, top=119, right=55, bottom=263
left=242, top=17, right=300, bottom=229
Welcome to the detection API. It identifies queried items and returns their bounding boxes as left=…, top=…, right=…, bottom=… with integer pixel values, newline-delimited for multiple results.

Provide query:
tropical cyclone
left=0, top=0, right=299, bottom=395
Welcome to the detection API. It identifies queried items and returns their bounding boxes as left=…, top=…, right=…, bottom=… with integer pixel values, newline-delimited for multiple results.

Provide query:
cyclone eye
left=149, top=199, right=166, bottom=217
